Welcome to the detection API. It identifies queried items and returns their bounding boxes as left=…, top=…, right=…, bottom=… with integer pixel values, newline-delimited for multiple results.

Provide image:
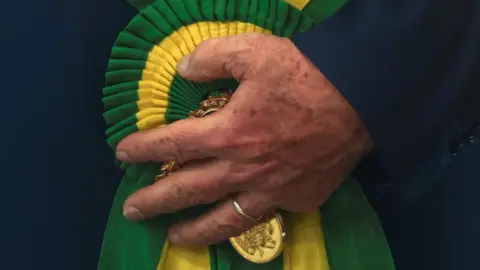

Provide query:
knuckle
left=279, top=36, right=296, bottom=47
left=212, top=215, right=246, bottom=237
left=197, top=220, right=217, bottom=237
left=209, top=134, right=231, bottom=150
left=192, top=38, right=226, bottom=63
left=127, top=189, right=161, bottom=217
left=224, top=53, right=250, bottom=78
left=171, top=181, right=205, bottom=208
left=246, top=33, right=274, bottom=47
left=128, top=141, right=147, bottom=160
left=188, top=50, right=204, bottom=69
left=155, top=127, right=187, bottom=162
left=207, top=124, right=239, bottom=150
left=192, top=39, right=215, bottom=59
left=197, top=37, right=219, bottom=51
left=246, top=32, right=266, bottom=40
left=174, top=120, right=200, bottom=140
left=197, top=229, right=217, bottom=243
left=194, top=218, right=237, bottom=244
left=211, top=217, right=231, bottom=236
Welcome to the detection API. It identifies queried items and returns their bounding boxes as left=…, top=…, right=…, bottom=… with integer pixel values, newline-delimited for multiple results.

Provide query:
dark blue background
left=1, top=0, right=479, bottom=269
left=295, top=0, right=480, bottom=269
left=1, top=1, right=135, bottom=269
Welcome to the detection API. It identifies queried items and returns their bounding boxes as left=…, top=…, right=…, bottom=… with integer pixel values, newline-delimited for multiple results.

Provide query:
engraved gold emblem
left=155, top=161, right=181, bottom=181
left=230, top=212, right=285, bottom=264
left=188, top=93, right=231, bottom=118
left=154, top=91, right=286, bottom=263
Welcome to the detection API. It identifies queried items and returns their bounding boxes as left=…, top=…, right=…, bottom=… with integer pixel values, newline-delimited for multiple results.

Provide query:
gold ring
left=232, top=198, right=263, bottom=222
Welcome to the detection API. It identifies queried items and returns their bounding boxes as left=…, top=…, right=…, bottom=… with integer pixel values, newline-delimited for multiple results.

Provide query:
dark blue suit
left=295, top=0, right=480, bottom=269
left=1, top=0, right=478, bottom=269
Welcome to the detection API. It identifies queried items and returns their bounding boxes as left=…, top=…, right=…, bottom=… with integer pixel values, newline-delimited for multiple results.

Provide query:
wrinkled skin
left=116, top=33, right=372, bottom=246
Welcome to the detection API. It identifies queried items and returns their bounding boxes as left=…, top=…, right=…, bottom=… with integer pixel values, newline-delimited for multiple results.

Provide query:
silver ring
left=232, top=198, right=263, bottom=222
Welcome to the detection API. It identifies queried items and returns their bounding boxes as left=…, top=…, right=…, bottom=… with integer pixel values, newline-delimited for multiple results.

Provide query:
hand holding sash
left=115, top=33, right=373, bottom=247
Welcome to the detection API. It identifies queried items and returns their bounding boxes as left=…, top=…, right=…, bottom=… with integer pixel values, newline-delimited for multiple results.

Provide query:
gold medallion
left=229, top=212, right=285, bottom=264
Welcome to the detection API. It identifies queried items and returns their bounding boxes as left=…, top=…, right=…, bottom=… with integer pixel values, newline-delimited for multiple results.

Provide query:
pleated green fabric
left=302, top=0, right=348, bottom=24
left=99, top=1, right=396, bottom=270
left=98, top=163, right=169, bottom=270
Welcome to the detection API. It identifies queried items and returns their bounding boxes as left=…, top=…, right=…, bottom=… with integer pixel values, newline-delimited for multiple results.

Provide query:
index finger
left=116, top=116, right=223, bottom=163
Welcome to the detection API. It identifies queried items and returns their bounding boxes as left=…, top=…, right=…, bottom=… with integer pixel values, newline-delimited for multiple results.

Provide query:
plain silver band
left=232, top=198, right=263, bottom=222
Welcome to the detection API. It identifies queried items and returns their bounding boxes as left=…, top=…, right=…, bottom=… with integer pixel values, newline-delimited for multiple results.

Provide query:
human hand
left=115, top=33, right=372, bottom=246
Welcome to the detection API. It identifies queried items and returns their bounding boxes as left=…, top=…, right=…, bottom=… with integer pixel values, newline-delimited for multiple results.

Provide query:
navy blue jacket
left=295, top=0, right=480, bottom=269
left=1, top=0, right=478, bottom=269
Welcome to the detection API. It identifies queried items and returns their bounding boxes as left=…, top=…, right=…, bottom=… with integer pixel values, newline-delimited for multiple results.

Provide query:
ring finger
left=167, top=191, right=275, bottom=245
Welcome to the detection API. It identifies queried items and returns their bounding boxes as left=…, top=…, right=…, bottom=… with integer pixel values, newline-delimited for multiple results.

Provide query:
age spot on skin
left=295, top=60, right=301, bottom=71
left=249, top=109, right=258, bottom=117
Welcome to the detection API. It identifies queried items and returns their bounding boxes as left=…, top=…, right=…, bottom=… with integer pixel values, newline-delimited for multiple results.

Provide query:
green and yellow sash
left=99, top=0, right=396, bottom=269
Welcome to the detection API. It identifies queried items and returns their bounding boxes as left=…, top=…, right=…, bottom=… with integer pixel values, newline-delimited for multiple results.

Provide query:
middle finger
left=123, top=159, right=239, bottom=220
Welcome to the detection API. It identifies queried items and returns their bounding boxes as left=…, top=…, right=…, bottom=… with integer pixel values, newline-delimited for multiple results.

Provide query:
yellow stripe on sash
left=283, top=212, right=330, bottom=270
left=137, top=21, right=271, bottom=132
left=284, top=0, right=311, bottom=10
left=157, top=241, right=211, bottom=270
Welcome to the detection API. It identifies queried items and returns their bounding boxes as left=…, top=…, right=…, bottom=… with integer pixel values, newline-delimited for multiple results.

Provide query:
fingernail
left=177, top=54, right=191, bottom=74
left=168, top=232, right=183, bottom=244
left=116, top=151, right=130, bottom=161
left=123, top=206, right=143, bottom=220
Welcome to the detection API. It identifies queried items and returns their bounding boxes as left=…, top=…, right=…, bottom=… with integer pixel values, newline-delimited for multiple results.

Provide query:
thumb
left=176, top=34, right=262, bottom=82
